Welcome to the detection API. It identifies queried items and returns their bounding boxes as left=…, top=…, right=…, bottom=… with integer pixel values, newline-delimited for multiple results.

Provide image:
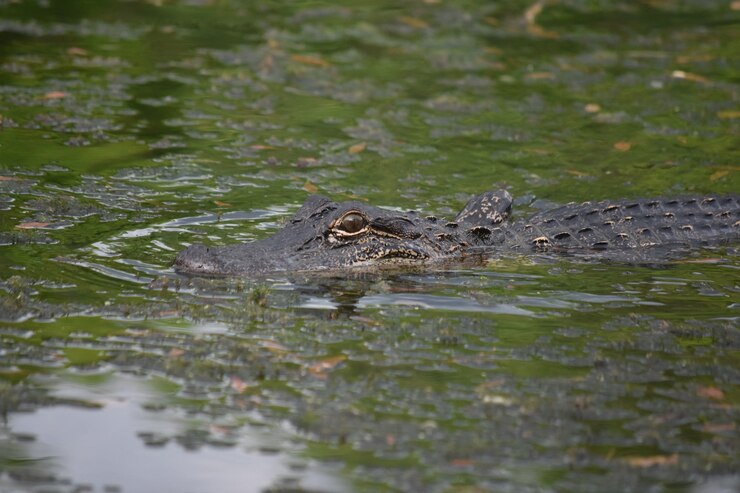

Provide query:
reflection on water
left=1, top=375, right=346, bottom=493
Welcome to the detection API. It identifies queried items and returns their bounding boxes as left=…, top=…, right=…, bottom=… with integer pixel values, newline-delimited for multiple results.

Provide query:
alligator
left=174, top=190, right=739, bottom=276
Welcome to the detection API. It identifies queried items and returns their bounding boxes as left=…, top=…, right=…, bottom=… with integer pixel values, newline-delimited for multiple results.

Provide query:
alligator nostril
left=174, top=243, right=217, bottom=273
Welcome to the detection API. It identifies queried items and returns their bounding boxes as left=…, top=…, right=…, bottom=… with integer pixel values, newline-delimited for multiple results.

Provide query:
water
left=0, top=1, right=738, bottom=492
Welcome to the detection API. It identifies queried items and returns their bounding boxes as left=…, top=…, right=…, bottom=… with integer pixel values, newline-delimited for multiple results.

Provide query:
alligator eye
left=337, top=213, right=367, bottom=234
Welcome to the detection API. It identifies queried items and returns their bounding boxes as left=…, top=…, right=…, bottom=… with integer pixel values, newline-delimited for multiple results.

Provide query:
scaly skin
left=174, top=191, right=739, bottom=276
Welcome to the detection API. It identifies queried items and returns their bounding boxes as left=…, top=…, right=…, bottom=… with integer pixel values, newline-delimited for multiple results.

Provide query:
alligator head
left=174, top=190, right=512, bottom=276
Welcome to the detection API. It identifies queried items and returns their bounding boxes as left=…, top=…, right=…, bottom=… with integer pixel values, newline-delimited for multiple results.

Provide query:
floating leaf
left=258, top=339, right=289, bottom=353
left=214, top=200, right=232, bottom=207
left=168, top=348, right=185, bottom=358
left=677, top=257, right=724, bottom=264
left=399, top=16, right=429, bottom=29
left=67, top=47, right=88, bottom=56
left=303, top=181, right=319, bottom=193
left=697, top=386, right=724, bottom=401
left=524, top=1, right=559, bottom=39
left=671, top=70, right=708, bottom=83
left=613, top=141, right=632, bottom=152
left=625, top=454, right=678, bottom=468
left=675, top=54, right=714, bottom=64
left=42, top=91, right=68, bottom=99
left=481, top=394, right=515, bottom=406
left=349, top=315, right=381, bottom=326
left=229, top=376, right=249, bottom=393
left=710, top=170, right=729, bottom=181
left=525, top=72, right=554, bottom=80
left=348, top=142, right=366, bottom=154
left=291, top=54, right=330, bottom=67
left=717, top=110, right=740, bottom=119
left=308, top=355, right=346, bottom=378
left=476, top=379, right=505, bottom=392
left=701, top=422, right=736, bottom=434
left=16, top=222, right=51, bottom=229
left=584, top=103, right=601, bottom=113
left=450, top=458, right=475, bottom=467
left=157, top=309, right=180, bottom=317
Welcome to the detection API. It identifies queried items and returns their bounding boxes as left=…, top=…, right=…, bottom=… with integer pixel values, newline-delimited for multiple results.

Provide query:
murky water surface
left=1, top=1, right=738, bottom=492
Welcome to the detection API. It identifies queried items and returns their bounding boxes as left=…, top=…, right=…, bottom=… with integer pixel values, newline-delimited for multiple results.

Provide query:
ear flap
left=454, top=190, right=512, bottom=227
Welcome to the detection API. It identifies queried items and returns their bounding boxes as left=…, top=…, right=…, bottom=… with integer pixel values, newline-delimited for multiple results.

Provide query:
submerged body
left=174, top=190, right=739, bottom=276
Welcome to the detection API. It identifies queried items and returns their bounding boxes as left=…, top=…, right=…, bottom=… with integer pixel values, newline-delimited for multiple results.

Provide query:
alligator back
left=488, top=195, right=739, bottom=254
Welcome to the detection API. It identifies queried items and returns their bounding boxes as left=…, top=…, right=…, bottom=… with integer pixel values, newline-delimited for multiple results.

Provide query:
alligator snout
left=174, top=243, right=225, bottom=275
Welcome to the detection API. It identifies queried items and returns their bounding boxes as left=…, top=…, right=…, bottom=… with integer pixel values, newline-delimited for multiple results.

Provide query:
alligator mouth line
left=352, top=247, right=430, bottom=264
